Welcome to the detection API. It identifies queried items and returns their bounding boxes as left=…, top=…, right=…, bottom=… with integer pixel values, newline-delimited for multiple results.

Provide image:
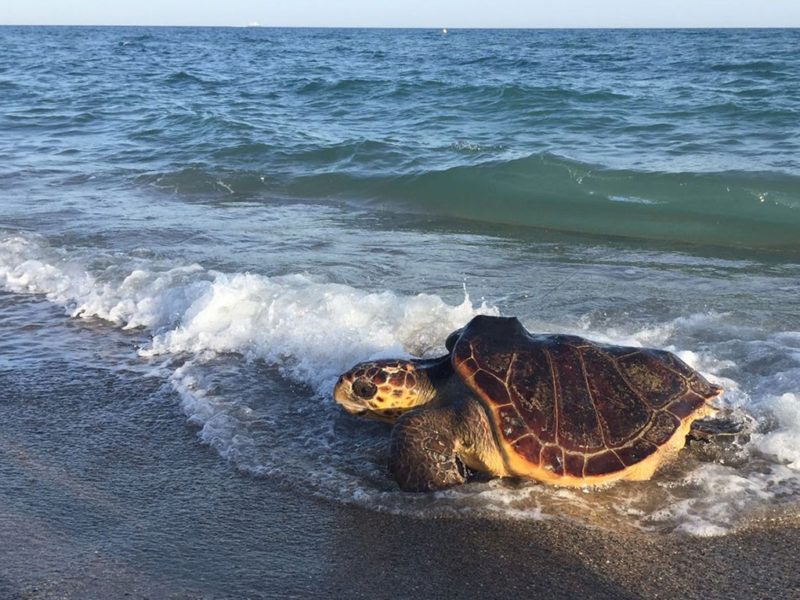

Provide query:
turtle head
left=334, top=359, right=436, bottom=423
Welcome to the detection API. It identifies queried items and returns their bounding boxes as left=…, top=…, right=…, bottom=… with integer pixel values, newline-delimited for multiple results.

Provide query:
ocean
left=1, top=25, right=799, bottom=578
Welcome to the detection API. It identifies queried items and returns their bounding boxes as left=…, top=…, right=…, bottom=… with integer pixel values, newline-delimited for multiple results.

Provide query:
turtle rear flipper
left=686, top=410, right=753, bottom=466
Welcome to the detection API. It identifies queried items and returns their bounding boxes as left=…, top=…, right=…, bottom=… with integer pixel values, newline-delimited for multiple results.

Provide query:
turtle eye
left=352, top=379, right=377, bottom=399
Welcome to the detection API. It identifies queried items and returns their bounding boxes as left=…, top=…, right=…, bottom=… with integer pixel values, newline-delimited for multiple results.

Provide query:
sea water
left=1, top=26, right=799, bottom=536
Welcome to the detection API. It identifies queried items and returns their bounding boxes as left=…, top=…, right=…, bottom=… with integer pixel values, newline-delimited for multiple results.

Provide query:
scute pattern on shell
left=451, top=316, right=722, bottom=478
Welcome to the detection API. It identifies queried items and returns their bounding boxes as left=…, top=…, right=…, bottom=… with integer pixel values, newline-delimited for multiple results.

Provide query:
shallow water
left=1, top=26, right=799, bottom=539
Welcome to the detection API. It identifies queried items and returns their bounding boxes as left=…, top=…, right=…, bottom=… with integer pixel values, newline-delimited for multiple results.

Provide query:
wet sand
left=1, top=354, right=799, bottom=599
left=2, top=486, right=799, bottom=600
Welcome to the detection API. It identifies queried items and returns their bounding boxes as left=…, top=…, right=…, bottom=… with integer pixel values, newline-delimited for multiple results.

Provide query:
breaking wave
left=143, top=153, right=800, bottom=251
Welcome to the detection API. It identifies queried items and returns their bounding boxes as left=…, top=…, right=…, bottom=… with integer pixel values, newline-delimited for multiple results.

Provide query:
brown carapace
left=451, top=316, right=722, bottom=485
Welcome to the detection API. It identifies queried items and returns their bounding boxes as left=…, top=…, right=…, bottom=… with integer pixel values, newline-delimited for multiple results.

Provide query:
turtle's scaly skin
left=451, top=316, right=722, bottom=486
left=334, top=315, right=723, bottom=491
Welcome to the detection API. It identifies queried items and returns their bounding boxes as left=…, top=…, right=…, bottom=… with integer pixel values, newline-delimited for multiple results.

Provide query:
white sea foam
left=608, top=194, right=662, bottom=205
left=144, top=272, right=496, bottom=393
left=0, top=233, right=496, bottom=393
left=0, top=234, right=209, bottom=330
left=646, top=463, right=776, bottom=536
left=755, top=393, right=800, bottom=469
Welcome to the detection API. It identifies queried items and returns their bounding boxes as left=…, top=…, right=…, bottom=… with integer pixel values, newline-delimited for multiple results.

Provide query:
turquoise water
left=1, top=27, right=800, bottom=542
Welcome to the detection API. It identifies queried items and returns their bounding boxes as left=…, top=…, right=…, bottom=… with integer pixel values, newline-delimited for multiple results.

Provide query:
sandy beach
left=2, top=471, right=799, bottom=600
left=1, top=358, right=798, bottom=600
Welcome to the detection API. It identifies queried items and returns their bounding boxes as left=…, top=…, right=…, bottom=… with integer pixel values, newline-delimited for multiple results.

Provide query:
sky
left=1, top=0, right=799, bottom=28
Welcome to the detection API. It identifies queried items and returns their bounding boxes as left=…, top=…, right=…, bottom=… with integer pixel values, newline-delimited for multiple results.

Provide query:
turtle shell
left=450, top=316, right=722, bottom=484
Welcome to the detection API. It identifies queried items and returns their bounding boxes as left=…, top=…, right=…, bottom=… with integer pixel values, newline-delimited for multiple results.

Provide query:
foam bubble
left=755, top=393, right=800, bottom=469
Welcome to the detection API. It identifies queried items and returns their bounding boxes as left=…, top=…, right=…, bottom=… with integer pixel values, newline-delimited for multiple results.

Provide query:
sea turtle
left=333, top=315, right=724, bottom=492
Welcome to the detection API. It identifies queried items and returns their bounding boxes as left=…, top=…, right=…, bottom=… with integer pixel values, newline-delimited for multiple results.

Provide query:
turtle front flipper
left=685, top=410, right=753, bottom=467
left=389, top=407, right=469, bottom=492
left=686, top=413, right=749, bottom=442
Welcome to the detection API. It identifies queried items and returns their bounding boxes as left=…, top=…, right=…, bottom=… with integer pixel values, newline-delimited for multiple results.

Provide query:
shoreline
left=2, top=490, right=799, bottom=599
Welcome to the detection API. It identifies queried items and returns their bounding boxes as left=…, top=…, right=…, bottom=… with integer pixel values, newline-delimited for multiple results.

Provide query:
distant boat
left=442, top=28, right=448, bottom=35
left=246, top=21, right=261, bottom=28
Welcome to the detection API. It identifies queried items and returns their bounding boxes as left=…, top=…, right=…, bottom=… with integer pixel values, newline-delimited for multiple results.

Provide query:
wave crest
left=142, top=153, right=800, bottom=250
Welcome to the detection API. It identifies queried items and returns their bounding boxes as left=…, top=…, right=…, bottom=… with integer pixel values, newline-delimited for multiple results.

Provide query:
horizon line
left=1, top=24, right=799, bottom=30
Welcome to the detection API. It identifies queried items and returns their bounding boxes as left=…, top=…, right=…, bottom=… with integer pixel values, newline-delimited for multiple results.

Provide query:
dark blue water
left=1, top=27, right=799, bottom=247
left=1, top=27, right=800, bottom=544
